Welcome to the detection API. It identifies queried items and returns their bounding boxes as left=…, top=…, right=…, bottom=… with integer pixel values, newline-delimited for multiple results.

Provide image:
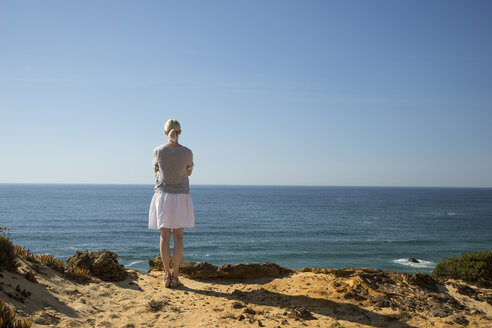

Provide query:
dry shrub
left=0, top=299, right=32, bottom=327
left=14, top=246, right=39, bottom=262
left=14, top=246, right=65, bottom=273
left=66, top=263, right=92, bottom=281
left=39, top=254, right=65, bottom=273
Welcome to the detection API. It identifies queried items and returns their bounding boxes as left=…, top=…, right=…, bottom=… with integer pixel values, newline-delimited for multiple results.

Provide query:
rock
left=454, top=283, right=477, bottom=297
left=25, top=271, right=37, bottom=283
left=181, top=261, right=220, bottom=279
left=67, top=250, right=127, bottom=281
left=430, top=308, right=450, bottom=318
left=284, top=305, right=314, bottom=320
left=450, top=315, right=469, bottom=325
left=148, top=256, right=293, bottom=279
left=243, top=307, right=256, bottom=315
left=232, top=289, right=246, bottom=297
left=148, top=255, right=166, bottom=272
left=408, top=257, right=420, bottom=263
left=148, top=255, right=218, bottom=277
left=471, top=309, right=484, bottom=315
left=232, top=301, right=245, bottom=309
left=408, top=272, right=439, bottom=292
left=373, top=294, right=390, bottom=307
left=216, top=262, right=292, bottom=279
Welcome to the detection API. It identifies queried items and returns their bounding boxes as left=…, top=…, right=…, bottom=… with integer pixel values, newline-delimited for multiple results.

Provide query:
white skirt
left=148, top=192, right=195, bottom=229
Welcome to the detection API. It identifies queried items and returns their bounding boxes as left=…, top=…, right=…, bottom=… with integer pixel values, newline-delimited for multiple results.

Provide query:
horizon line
left=0, top=182, right=491, bottom=189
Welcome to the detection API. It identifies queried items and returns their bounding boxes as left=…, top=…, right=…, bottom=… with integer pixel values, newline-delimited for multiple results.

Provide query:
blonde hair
left=164, top=119, right=181, bottom=142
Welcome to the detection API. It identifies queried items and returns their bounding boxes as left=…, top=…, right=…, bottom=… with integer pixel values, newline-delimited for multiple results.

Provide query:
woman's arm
left=187, top=168, right=193, bottom=176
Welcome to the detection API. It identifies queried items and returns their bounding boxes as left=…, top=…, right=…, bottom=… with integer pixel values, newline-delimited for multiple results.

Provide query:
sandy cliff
left=1, top=252, right=491, bottom=328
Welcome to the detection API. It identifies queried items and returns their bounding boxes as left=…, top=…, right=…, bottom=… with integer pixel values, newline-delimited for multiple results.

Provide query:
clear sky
left=1, top=1, right=491, bottom=187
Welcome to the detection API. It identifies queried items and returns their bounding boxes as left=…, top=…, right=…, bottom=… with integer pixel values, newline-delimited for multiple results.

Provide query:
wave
left=392, top=258, right=436, bottom=268
left=125, top=260, right=145, bottom=267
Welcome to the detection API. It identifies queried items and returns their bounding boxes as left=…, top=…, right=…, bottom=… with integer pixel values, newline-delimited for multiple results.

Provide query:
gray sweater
left=153, top=145, right=194, bottom=193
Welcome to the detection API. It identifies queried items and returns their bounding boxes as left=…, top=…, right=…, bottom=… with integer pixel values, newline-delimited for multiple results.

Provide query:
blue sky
left=1, top=0, right=491, bottom=187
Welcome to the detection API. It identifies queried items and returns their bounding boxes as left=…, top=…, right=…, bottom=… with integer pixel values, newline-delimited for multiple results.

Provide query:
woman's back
left=153, top=145, right=194, bottom=194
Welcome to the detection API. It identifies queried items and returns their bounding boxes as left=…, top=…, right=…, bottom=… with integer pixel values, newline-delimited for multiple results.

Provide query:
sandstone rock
left=243, top=307, right=256, bottom=315
left=67, top=250, right=127, bottom=281
left=408, top=272, right=439, bottom=292
left=181, top=261, right=220, bottom=279
left=148, top=255, right=293, bottom=279
left=284, top=305, right=314, bottom=320
left=454, top=283, right=477, bottom=297
left=294, top=267, right=474, bottom=318
left=25, top=271, right=37, bottom=283
left=148, top=255, right=167, bottom=272
left=232, top=289, right=246, bottom=297
left=216, top=262, right=292, bottom=279
left=450, top=315, right=469, bottom=326
left=373, top=294, right=390, bottom=307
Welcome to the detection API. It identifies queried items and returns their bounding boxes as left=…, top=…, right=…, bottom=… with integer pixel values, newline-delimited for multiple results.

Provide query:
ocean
left=1, top=184, right=491, bottom=274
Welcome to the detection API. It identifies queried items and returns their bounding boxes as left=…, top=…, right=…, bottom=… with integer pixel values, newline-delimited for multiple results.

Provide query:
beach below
left=1, top=250, right=491, bottom=328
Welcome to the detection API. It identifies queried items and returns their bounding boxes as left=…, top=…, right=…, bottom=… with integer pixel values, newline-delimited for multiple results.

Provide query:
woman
left=148, top=119, right=195, bottom=288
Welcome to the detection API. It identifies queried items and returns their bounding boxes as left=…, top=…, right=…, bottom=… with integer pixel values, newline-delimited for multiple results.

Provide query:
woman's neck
left=166, top=140, right=181, bottom=147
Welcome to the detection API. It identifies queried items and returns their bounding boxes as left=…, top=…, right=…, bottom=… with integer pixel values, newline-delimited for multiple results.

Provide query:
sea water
left=1, top=184, right=491, bottom=274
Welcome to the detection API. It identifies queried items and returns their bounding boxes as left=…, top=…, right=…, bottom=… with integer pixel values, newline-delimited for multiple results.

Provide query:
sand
left=1, top=256, right=491, bottom=328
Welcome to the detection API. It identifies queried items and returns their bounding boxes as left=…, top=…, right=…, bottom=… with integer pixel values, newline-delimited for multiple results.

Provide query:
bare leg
left=160, top=228, right=171, bottom=279
left=172, top=228, right=184, bottom=278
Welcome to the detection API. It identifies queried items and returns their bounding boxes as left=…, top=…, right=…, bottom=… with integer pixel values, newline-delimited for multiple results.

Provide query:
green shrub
left=0, top=235, right=15, bottom=270
left=432, top=250, right=492, bottom=282
left=0, top=300, right=32, bottom=327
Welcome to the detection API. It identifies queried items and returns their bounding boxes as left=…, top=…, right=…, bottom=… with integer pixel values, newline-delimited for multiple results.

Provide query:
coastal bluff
left=1, top=250, right=491, bottom=328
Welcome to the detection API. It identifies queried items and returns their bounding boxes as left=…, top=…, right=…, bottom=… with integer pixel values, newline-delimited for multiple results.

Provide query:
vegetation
left=0, top=300, right=32, bottom=328
left=66, top=262, right=92, bottom=281
left=148, top=299, right=167, bottom=312
left=39, top=253, right=65, bottom=273
left=432, top=250, right=492, bottom=282
left=13, top=246, right=38, bottom=262
left=0, top=226, right=10, bottom=239
left=14, top=246, right=65, bottom=273
left=16, top=245, right=92, bottom=281
left=13, top=235, right=89, bottom=281
left=16, top=244, right=91, bottom=280
left=0, top=226, right=16, bottom=271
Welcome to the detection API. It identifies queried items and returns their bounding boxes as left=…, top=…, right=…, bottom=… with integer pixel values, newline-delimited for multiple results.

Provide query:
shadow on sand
left=179, top=283, right=418, bottom=328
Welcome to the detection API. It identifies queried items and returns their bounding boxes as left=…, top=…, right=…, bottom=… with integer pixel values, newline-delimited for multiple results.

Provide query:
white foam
left=447, top=212, right=456, bottom=216
left=126, top=260, right=144, bottom=267
left=392, top=258, right=436, bottom=268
